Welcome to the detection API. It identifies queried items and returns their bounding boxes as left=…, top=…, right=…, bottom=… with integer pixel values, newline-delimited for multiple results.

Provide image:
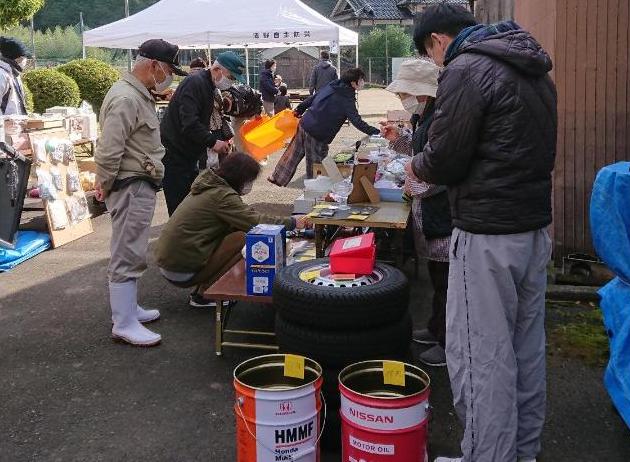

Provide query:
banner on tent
left=253, top=30, right=312, bottom=40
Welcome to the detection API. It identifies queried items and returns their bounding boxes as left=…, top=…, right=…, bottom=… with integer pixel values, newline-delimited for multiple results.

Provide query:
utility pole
left=385, top=26, right=389, bottom=84
left=125, top=0, right=132, bottom=71
left=29, top=17, right=35, bottom=64
left=80, top=12, right=86, bottom=59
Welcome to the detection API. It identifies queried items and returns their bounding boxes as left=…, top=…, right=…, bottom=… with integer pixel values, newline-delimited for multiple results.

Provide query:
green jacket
left=155, top=169, right=295, bottom=273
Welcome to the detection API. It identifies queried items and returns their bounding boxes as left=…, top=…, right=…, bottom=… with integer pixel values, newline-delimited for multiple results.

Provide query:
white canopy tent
left=83, top=0, right=359, bottom=83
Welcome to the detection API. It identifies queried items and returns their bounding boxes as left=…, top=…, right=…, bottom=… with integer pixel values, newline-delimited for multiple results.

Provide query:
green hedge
left=22, top=81, right=34, bottom=113
left=22, top=68, right=80, bottom=113
left=58, top=59, right=120, bottom=113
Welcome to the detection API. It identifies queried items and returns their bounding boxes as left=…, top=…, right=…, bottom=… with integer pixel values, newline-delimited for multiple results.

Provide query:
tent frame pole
left=245, top=46, right=250, bottom=85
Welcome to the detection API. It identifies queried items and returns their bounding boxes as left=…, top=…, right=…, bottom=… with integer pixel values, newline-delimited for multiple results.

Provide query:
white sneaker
left=435, top=458, right=462, bottom=462
left=110, top=281, right=161, bottom=346
left=518, top=458, right=536, bottom=462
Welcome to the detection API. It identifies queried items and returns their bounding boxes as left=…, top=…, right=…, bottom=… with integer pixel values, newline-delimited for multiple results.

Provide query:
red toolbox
left=329, top=233, right=376, bottom=275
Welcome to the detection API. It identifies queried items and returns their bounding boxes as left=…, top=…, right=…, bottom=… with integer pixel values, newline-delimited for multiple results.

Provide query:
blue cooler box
left=246, top=224, right=286, bottom=296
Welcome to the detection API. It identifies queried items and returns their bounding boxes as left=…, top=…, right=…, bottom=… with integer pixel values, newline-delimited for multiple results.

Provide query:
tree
left=33, top=0, right=159, bottom=30
left=58, top=59, right=120, bottom=112
left=0, top=0, right=45, bottom=29
left=359, top=25, right=414, bottom=59
left=22, top=68, right=81, bottom=113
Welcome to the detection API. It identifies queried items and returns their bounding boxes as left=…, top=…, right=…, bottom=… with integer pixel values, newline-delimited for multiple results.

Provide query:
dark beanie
left=0, top=37, right=32, bottom=60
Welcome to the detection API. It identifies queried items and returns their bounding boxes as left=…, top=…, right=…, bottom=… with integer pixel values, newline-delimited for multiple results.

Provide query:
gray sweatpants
left=105, top=181, right=157, bottom=284
left=263, top=101, right=275, bottom=117
left=446, top=228, right=552, bottom=462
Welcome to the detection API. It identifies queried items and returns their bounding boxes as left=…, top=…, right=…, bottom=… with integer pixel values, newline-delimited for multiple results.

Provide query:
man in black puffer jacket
left=411, top=5, right=557, bottom=462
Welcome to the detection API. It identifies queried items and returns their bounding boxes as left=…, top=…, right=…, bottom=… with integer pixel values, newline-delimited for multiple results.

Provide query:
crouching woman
left=155, top=152, right=306, bottom=307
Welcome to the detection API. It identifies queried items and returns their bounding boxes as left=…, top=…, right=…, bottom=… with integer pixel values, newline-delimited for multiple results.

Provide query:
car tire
left=273, top=258, right=409, bottom=330
left=275, top=312, right=412, bottom=369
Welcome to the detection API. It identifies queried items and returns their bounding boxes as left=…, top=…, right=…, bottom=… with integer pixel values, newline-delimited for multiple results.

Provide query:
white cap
left=386, top=59, right=439, bottom=97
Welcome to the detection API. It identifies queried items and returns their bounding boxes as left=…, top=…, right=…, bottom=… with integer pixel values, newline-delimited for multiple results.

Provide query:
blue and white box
left=246, top=224, right=286, bottom=296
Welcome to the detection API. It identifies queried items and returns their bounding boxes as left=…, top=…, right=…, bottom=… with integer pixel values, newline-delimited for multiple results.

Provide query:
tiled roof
left=302, top=0, right=339, bottom=17
left=335, top=0, right=414, bottom=20
left=397, top=0, right=469, bottom=5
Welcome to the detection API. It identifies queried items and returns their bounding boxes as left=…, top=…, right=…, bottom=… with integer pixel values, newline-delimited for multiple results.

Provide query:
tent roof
left=83, top=0, right=358, bottom=49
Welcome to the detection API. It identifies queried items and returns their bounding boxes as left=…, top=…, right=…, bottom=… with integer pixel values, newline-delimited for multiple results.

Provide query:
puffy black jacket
left=412, top=22, right=557, bottom=235
left=297, top=79, right=379, bottom=145
left=160, top=70, right=217, bottom=172
left=259, top=69, right=278, bottom=103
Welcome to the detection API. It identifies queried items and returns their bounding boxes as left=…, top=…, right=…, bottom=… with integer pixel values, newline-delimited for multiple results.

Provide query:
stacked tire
left=273, top=258, right=412, bottom=450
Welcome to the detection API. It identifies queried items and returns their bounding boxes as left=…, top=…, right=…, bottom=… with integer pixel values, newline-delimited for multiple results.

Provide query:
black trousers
left=162, top=166, right=198, bottom=216
left=427, top=260, right=449, bottom=347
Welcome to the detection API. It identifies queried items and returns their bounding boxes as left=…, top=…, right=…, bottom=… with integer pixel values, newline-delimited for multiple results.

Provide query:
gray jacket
left=0, top=60, right=27, bottom=116
left=309, top=60, right=338, bottom=95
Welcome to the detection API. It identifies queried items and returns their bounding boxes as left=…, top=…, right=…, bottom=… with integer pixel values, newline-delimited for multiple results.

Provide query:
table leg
left=395, top=230, right=405, bottom=269
left=215, top=300, right=224, bottom=356
left=315, top=224, right=325, bottom=258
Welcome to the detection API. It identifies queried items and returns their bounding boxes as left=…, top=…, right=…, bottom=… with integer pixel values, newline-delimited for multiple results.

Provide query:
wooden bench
left=203, top=258, right=277, bottom=356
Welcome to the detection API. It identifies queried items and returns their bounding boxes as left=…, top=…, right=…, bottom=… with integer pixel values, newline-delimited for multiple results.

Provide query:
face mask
left=16, top=57, right=28, bottom=70
left=401, top=96, right=420, bottom=114
left=215, top=75, right=233, bottom=90
left=271, top=66, right=277, bottom=73
left=153, top=62, right=173, bottom=92
left=241, top=182, right=253, bottom=195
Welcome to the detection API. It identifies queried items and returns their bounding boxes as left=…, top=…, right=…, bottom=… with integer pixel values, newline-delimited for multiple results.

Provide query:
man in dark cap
left=95, top=39, right=187, bottom=347
left=160, top=51, right=245, bottom=215
left=0, top=37, right=32, bottom=115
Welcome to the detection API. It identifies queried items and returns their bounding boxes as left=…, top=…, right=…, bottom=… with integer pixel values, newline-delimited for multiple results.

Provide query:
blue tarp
left=590, top=161, right=630, bottom=429
left=0, top=231, right=51, bottom=272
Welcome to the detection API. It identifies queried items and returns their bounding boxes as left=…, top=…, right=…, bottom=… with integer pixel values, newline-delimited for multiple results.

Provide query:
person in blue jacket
left=259, top=59, right=280, bottom=116
left=268, top=68, right=379, bottom=187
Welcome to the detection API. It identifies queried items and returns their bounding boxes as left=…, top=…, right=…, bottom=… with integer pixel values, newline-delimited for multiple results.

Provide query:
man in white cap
left=96, top=39, right=187, bottom=346
left=381, top=59, right=452, bottom=368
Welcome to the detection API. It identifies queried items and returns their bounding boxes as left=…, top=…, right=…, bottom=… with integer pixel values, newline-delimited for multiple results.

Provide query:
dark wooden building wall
left=274, top=49, right=319, bottom=90
left=473, top=0, right=514, bottom=23
left=515, top=0, right=630, bottom=263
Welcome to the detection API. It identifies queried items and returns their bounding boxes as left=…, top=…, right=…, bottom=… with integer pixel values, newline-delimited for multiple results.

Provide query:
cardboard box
left=293, top=193, right=316, bottom=214
left=246, top=224, right=286, bottom=296
left=45, top=106, right=79, bottom=116
left=330, top=232, right=376, bottom=275
left=77, top=158, right=97, bottom=174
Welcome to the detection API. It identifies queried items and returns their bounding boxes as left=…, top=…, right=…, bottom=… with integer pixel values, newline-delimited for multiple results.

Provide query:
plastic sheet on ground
left=0, top=231, right=51, bottom=272
left=590, top=161, right=630, bottom=428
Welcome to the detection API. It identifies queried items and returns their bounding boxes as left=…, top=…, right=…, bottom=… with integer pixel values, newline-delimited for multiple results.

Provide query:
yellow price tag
left=284, top=354, right=305, bottom=379
left=313, top=204, right=332, bottom=209
left=347, top=214, right=369, bottom=221
left=383, top=360, right=406, bottom=386
left=307, top=212, right=320, bottom=218
left=299, top=270, right=320, bottom=282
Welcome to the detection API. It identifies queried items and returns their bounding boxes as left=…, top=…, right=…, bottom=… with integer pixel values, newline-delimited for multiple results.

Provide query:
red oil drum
left=234, top=354, right=324, bottom=462
left=339, top=360, right=431, bottom=462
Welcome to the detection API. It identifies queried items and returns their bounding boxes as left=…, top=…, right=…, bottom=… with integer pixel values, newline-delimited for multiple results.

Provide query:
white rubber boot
left=110, top=281, right=161, bottom=346
left=136, top=304, right=160, bottom=323
left=110, top=305, right=160, bottom=324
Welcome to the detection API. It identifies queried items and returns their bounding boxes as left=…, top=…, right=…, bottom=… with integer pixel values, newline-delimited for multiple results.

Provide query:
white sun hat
left=385, top=58, right=439, bottom=97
